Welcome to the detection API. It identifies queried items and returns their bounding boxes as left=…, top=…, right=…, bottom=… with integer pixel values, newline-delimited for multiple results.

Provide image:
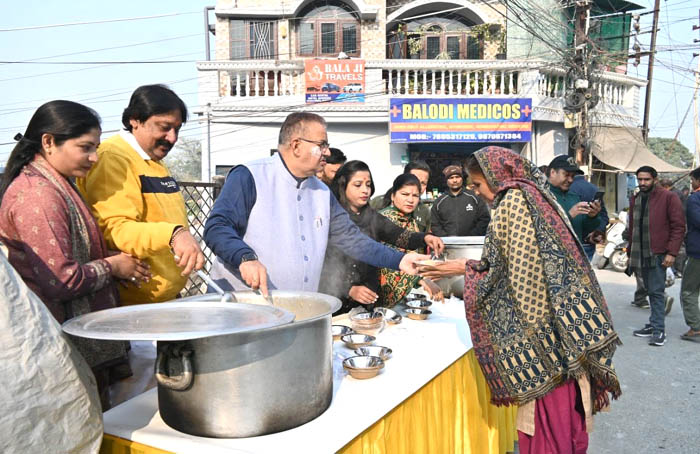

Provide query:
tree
left=647, top=137, right=694, bottom=169
left=647, top=137, right=693, bottom=190
left=164, top=138, right=202, bottom=181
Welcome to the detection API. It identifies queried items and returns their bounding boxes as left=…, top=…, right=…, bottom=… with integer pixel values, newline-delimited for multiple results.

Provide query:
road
left=589, top=268, right=700, bottom=453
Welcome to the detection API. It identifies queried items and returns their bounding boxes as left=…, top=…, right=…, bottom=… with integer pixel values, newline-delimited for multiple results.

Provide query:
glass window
left=300, top=22, right=315, bottom=54
left=321, top=23, right=336, bottom=54
left=446, top=36, right=460, bottom=60
left=426, top=36, right=440, bottom=59
left=229, top=19, right=276, bottom=59
left=342, top=23, right=357, bottom=53
left=230, top=20, right=246, bottom=59
left=389, top=15, right=490, bottom=60
left=467, top=35, right=481, bottom=59
left=297, top=1, right=360, bottom=56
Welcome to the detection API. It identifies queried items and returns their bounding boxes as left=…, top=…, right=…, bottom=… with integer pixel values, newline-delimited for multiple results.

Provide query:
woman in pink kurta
left=0, top=100, right=150, bottom=409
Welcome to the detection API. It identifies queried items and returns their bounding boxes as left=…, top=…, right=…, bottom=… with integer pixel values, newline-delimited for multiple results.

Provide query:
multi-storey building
left=197, top=0, right=650, bottom=210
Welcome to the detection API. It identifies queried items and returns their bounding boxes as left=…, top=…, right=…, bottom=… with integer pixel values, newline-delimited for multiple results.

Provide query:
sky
left=0, top=0, right=698, bottom=164
left=634, top=0, right=699, bottom=155
left=0, top=0, right=214, bottom=162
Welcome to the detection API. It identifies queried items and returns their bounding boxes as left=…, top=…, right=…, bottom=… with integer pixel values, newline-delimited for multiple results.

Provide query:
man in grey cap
left=547, top=155, right=603, bottom=248
left=430, top=164, right=490, bottom=237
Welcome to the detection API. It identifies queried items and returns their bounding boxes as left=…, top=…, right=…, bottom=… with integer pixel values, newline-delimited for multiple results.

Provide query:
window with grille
left=230, top=19, right=277, bottom=59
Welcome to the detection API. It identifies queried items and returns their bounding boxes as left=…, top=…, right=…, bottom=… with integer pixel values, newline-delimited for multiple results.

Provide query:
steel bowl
left=332, top=325, right=354, bottom=341
left=342, top=355, right=385, bottom=379
left=349, top=312, right=385, bottom=336
left=340, top=333, right=375, bottom=349
left=354, top=346, right=392, bottom=361
left=405, top=293, right=427, bottom=301
left=406, top=300, right=432, bottom=310
left=374, top=307, right=402, bottom=324
left=349, top=311, right=384, bottom=325
left=405, top=308, right=432, bottom=320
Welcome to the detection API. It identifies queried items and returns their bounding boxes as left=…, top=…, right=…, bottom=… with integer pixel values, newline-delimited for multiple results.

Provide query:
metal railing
left=178, top=179, right=223, bottom=297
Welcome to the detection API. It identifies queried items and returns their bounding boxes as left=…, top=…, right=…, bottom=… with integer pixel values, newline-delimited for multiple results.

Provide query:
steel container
left=155, top=291, right=340, bottom=438
left=438, top=236, right=485, bottom=298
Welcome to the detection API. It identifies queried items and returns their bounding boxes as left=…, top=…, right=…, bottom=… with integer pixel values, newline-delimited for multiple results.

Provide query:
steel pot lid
left=62, top=301, right=295, bottom=341
left=440, top=236, right=485, bottom=245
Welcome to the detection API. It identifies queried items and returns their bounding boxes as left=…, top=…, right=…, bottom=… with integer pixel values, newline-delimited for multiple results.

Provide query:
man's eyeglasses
left=297, top=137, right=330, bottom=150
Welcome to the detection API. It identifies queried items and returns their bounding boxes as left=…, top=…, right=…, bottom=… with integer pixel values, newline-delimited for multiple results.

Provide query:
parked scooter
left=597, top=211, right=628, bottom=272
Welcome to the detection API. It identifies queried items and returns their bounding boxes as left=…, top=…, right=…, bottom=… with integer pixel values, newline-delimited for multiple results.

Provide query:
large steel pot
left=438, top=236, right=485, bottom=298
left=155, top=291, right=340, bottom=438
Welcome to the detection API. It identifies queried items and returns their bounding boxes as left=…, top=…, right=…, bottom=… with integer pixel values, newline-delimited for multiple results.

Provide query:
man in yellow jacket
left=78, top=85, right=204, bottom=304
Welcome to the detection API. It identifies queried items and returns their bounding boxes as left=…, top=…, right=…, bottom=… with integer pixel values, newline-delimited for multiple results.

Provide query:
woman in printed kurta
left=420, top=147, right=621, bottom=454
left=0, top=100, right=150, bottom=410
left=318, top=160, right=444, bottom=314
left=378, top=173, right=443, bottom=307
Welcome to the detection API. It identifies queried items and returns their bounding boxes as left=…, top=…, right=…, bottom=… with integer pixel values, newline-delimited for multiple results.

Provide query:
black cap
left=548, top=155, right=583, bottom=175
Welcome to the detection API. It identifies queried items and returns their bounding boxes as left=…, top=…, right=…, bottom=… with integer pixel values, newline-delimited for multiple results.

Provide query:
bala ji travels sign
left=305, top=59, right=365, bottom=104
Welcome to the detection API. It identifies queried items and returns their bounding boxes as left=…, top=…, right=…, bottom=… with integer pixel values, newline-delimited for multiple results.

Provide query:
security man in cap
left=547, top=155, right=602, bottom=249
left=430, top=164, right=490, bottom=237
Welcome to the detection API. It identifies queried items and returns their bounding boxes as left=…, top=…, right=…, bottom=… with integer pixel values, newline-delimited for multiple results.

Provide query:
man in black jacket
left=430, top=165, right=490, bottom=237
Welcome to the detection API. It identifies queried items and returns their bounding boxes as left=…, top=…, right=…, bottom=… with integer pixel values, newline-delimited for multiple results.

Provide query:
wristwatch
left=240, top=252, right=258, bottom=263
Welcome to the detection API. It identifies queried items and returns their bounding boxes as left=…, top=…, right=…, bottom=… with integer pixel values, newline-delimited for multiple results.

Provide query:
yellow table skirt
left=101, top=350, right=517, bottom=454
left=338, top=349, right=517, bottom=454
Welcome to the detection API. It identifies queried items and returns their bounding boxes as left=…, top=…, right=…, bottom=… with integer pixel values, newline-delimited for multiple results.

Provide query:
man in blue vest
left=204, top=112, right=429, bottom=295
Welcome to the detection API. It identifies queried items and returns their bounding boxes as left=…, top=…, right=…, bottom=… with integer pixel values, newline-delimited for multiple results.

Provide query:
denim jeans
left=640, top=255, right=667, bottom=333
left=582, top=244, right=595, bottom=261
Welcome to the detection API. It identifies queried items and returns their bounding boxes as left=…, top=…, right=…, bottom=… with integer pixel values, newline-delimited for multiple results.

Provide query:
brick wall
left=213, top=0, right=508, bottom=66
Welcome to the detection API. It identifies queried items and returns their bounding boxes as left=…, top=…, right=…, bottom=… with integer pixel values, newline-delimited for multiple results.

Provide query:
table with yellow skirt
left=100, top=298, right=517, bottom=454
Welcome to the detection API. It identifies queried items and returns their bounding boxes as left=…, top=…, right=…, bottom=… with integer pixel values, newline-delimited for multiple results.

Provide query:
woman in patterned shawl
left=0, top=101, right=150, bottom=409
left=420, top=147, right=621, bottom=454
left=378, top=173, right=443, bottom=306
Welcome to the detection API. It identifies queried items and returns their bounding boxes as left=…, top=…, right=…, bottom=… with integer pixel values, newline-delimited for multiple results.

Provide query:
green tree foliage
left=164, top=138, right=202, bottom=181
left=647, top=137, right=694, bottom=191
left=647, top=137, right=694, bottom=169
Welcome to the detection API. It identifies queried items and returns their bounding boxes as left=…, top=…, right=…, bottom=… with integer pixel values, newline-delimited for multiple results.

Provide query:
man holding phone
left=571, top=176, right=609, bottom=260
left=547, top=155, right=604, bottom=258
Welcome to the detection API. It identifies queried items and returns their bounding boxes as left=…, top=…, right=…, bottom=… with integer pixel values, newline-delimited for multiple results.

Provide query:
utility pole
left=641, top=0, right=661, bottom=142
left=573, top=0, right=592, bottom=173
left=693, top=11, right=700, bottom=166
left=206, top=103, right=212, bottom=182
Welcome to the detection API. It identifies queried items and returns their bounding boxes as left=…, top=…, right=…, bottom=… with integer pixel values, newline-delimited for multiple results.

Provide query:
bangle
left=169, top=226, right=185, bottom=248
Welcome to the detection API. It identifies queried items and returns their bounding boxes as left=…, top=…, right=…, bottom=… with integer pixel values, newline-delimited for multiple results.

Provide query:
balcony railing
left=197, top=59, right=646, bottom=113
left=535, top=67, right=637, bottom=107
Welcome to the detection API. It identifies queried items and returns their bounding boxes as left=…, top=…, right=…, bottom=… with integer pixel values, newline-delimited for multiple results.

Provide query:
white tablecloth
left=103, top=297, right=472, bottom=454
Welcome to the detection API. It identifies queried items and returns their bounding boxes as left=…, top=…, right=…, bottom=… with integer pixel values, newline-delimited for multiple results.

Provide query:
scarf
left=29, top=156, right=126, bottom=368
left=630, top=191, right=654, bottom=269
left=463, top=147, right=621, bottom=412
left=378, top=205, right=422, bottom=307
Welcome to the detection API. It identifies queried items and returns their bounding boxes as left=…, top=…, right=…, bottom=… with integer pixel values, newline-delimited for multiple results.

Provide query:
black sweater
left=319, top=205, right=426, bottom=314
left=430, top=189, right=490, bottom=237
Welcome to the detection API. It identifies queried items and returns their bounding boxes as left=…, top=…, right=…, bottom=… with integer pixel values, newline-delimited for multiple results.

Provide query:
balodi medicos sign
left=389, top=98, right=532, bottom=143
left=305, top=59, right=365, bottom=104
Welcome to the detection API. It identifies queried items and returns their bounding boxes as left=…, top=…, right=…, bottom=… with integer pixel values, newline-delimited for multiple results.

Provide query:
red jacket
left=628, top=186, right=685, bottom=257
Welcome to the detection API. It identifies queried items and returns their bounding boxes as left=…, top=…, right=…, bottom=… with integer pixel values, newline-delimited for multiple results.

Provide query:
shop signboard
left=389, top=98, right=532, bottom=143
left=305, top=59, right=365, bottom=104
